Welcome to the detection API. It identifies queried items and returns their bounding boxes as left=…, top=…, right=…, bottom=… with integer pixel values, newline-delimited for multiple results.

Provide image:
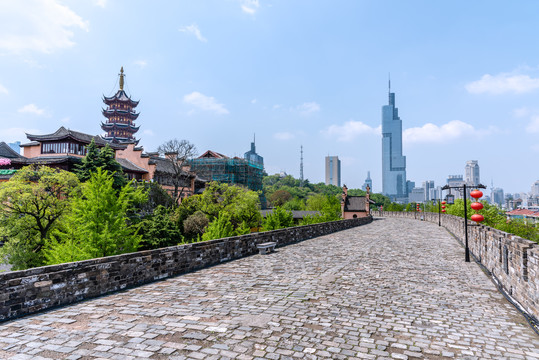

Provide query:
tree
left=45, top=169, right=147, bottom=264
left=183, top=211, right=209, bottom=241
left=157, top=139, right=197, bottom=202
left=202, top=212, right=236, bottom=241
left=76, top=139, right=126, bottom=190
left=262, top=207, right=294, bottom=231
left=138, top=205, right=183, bottom=250
left=0, top=165, right=80, bottom=269
left=269, top=189, right=292, bottom=207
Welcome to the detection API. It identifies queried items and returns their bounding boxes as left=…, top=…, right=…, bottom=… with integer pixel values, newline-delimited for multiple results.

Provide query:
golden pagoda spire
left=119, top=66, right=124, bottom=90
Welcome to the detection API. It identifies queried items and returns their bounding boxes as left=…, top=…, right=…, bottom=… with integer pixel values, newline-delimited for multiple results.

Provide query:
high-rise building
left=491, top=187, right=504, bottom=207
left=465, top=160, right=480, bottom=186
left=447, top=175, right=465, bottom=199
left=325, top=156, right=341, bottom=187
left=382, top=81, right=407, bottom=202
left=531, top=180, right=539, bottom=197
left=244, top=138, right=263, bottom=166
left=362, top=171, right=373, bottom=191
left=423, top=180, right=435, bottom=201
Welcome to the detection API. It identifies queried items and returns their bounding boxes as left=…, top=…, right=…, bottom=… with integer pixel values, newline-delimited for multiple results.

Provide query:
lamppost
left=441, top=183, right=486, bottom=262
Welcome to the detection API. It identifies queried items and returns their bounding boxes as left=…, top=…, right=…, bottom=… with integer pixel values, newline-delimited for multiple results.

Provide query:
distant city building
left=244, top=138, right=263, bottom=166
left=491, top=188, right=504, bottom=207
left=325, top=156, right=341, bottom=187
left=423, top=180, right=435, bottom=201
left=532, top=180, right=539, bottom=197
left=429, top=186, right=442, bottom=201
left=362, top=171, right=373, bottom=191
left=101, top=67, right=140, bottom=144
left=465, top=160, right=480, bottom=186
left=382, top=82, right=407, bottom=202
left=447, top=175, right=465, bottom=199
left=8, top=141, right=20, bottom=155
left=406, top=180, right=415, bottom=195
left=409, top=187, right=425, bottom=203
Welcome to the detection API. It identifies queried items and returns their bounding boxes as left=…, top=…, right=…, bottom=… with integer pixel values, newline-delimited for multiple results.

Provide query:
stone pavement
left=0, top=218, right=538, bottom=360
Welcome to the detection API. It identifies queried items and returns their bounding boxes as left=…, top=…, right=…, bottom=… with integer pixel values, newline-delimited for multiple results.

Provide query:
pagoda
left=101, top=67, right=140, bottom=144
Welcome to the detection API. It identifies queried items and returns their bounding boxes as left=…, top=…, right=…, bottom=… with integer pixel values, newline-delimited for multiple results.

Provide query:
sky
left=0, top=0, right=538, bottom=195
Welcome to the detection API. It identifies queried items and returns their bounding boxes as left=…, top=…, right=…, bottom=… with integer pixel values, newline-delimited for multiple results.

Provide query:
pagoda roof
left=0, top=142, right=26, bottom=160
left=101, top=122, right=140, bottom=131
left=26, top=127, right=126, bottom=150
left=103, top=89, right=139, bottom=107
left=100, top=135, right=140, bottom=146
left=102, top=108, right=140, bottom=120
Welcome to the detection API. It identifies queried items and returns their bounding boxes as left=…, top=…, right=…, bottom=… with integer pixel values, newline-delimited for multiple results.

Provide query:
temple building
left=101, top=67, right=140, bottom=144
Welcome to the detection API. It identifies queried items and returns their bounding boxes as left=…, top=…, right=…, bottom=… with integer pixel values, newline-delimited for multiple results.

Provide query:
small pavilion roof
left=0, top=142, right=26, bottom=160
left=197, top=150, right=229, bottom=159
left=116, top=158, right=148, bottom=174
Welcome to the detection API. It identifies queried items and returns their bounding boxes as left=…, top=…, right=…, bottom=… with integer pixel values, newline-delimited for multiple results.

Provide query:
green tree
left=202, top=212, right=236, bottom=241
left=76, top=139, right=126, bottom=189
left=45, top=169, right=147, bottom=264
left=183, top=211, right=209, bottom=241
left=138, top=205, right=183, bottom=250
left=0, top=165, right=80, bottom=269
left=269, top=189, right=292, bottom=207
left=262, top=207, right=294, bottom=230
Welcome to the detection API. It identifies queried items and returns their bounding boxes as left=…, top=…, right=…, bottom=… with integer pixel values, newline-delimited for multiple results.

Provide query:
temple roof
left=102, top=108, right=140, bottom=120
left=101, top=122, right=140, bottom=131
left=197, top=150, right=229, bottom=159
left=25, top=127, right=126, bottom=150
left=103, top=89, right=139, bottom=107
left=0, top=142, right=26, bottom=160
left=116, top=158, right=148, bottom=174
left=343, top=196, right=368, bottom=212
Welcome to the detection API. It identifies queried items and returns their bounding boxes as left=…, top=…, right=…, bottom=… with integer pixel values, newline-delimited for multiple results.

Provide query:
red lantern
left=442, top=209, right=446, bottom=213
left=441, top=205, right=446, bottom=209
left=471, top=214, right=484, bottom=222
left=471, top=202, right=483, bottom=211
left=470, top=190, right=483, bottom=199
left=441, top=201, right=446, bottom=204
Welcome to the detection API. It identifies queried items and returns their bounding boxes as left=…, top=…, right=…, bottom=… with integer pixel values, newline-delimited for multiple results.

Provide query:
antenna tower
left=300, top=145, right=304, bottom=187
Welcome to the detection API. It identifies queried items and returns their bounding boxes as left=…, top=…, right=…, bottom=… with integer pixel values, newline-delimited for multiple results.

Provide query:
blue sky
left=0, top=1, right=538, bottom=195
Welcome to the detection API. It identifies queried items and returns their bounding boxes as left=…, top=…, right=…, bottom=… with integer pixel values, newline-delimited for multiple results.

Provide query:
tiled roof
left=198, top=150, right=229, bottom=159
left=0, top=142, right=26, bottom=159
left=26, top=127, right=125, bottom=150
left=343, top=196, right=367, bottom=212
left=506, top=209, right=539, bottom=217
left=116, top=158, right=148, bottom=173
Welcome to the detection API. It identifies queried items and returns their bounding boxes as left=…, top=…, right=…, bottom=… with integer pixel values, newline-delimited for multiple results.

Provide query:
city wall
left=0, top=216, right=372, bottom=322
left=376, top=211, right=539, bottom=323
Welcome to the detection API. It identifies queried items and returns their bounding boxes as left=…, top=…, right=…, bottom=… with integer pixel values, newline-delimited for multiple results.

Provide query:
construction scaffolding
left=189, top=157, right=264, bottom=192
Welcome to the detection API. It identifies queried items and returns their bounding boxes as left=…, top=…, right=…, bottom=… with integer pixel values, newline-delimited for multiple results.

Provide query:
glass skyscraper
left=382, top=83, right=407, bottom=202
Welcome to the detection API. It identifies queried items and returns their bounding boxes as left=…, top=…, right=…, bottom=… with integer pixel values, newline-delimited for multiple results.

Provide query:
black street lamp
left=441, top=183, right=486, bottom=262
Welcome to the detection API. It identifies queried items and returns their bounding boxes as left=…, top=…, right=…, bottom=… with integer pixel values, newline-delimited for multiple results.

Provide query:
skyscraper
left=362, top=171, right=373, bottom=191
left=465, top=160, right=480, bottom=186
left=382, top=81, right=407, bottom=202
left=491, top=187, right=504, bottom=207
left=325, top=156, right=341, bottom=187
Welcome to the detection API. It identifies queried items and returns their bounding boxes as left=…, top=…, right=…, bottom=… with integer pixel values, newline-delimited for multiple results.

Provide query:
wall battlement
left=376, top=211, right=539, bottom=324
left=0, top=216, right=372, bottom=322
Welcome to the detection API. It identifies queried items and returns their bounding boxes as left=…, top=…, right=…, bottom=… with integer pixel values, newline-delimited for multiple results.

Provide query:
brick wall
left=376, top=211, right=539, bottom=323
left=0, top=216, right=372, bottom=322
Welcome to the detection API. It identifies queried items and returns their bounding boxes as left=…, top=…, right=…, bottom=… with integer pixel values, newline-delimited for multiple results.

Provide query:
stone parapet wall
left=0, top=216, right=372, bottom=322
left=376, top=211, right=539, bottom=322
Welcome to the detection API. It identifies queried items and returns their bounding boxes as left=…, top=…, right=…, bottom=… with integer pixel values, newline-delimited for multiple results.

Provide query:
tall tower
left=362, top=171, right=372, bottom=191
left=101, top=67, right=140, bottom=144
left=325, top=155, right=341, bottom=187
left=381, top=80, right=407, bottom=201
left=300, top=145, right=304, bottom=187
left=465, top=160, right=480, bottom=186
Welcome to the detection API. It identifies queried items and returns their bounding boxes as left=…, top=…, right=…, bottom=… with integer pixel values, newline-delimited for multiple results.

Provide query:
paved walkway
left=0, top=218, right=538, bottom=360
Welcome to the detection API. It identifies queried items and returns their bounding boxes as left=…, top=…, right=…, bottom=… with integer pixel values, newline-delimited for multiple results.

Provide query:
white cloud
left=241, top=0, right=260, bottom=14
left=18, top=104, right=47, bottom=116
left=527, top=116, right=539, bottom=133
left=403, top=120, right=494, bottom=144
left=94, top=0, right=107, bottom=7
left=134, top=60, right=147, bottom=68
left=322, top=120, right=380, bottom=142
left=272, top=104, right=282, bottom=109
left=297, top=102, right=320, bottom=116
left=251, top=99, right=257, bottom=104
left=0, top=0, right=89, bottom=54
left=274, top=132, right=295, bottom=141
left=513, top=107, right=531, bottom=118
left=531, top=144, right=539, bottom=152
left=466, top=73, right=539, bottom=94
left=183, top=91, right=229, bottom=115
left=179, top=24, right=207, bottom=42
left=2, top=127, right=42, bottom=143
left=142, top=129, right=154, bottom=136
left=0, top=84, right=8, bottom=95
left=60, top=117, right=70, bottom=123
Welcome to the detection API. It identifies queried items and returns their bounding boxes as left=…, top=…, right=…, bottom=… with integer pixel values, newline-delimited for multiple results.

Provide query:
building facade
left=491, top=187, right=504, bottom=207
left=382, top=84, right=407, bottom=202
left=423, top=180, right=435, bottom=202
left=362, top=171, right=373, bottom=191
left=465, top=160, right=480, bottom=186
left=325, top=156, right=341, bottom=187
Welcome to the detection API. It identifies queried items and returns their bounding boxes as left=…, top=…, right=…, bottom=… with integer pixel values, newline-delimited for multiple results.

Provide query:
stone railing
left=375, top=211, right=539, bottom=324
left=0, top=216, right=372, bottom=322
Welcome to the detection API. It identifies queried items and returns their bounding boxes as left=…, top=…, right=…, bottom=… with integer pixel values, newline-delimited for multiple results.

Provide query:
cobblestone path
left=1, top=218, right=538, bottom=360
